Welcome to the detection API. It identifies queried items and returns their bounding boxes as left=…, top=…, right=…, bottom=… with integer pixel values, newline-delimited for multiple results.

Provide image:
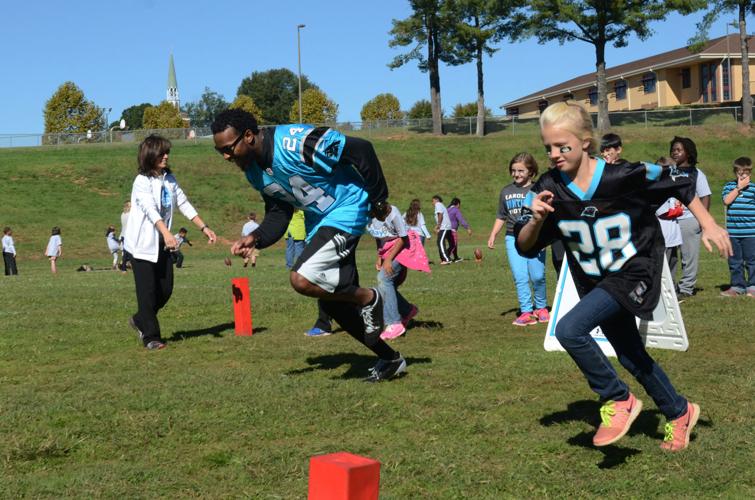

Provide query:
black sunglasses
left=215, top=131, right=247, bottom=156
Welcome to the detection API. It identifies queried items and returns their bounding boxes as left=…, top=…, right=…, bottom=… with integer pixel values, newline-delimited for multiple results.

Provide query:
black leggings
left=131, top=248, right=174, bottom=344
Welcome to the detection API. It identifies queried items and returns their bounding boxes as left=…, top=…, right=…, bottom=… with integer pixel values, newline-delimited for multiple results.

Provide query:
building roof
left=167, top=54, right=177, bottom=89
left=503, top=34, right=755, bottom=108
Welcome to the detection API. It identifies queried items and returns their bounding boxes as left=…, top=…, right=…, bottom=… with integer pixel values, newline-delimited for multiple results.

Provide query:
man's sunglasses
left=215, top=131, right=247, bottom=156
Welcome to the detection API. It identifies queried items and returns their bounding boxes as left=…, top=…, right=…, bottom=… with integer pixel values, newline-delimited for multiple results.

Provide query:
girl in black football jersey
left=515, top=102, right=731, bottom=452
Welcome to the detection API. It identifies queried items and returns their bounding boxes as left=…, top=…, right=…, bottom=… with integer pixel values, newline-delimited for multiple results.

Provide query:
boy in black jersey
left=515, top=102, right=731, bottom=451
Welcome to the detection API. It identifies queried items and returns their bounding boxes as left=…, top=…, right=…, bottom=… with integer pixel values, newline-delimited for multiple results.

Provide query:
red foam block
left=308, top=452, right=381, bottom=500
left=231, top=277, right=253, bottom=336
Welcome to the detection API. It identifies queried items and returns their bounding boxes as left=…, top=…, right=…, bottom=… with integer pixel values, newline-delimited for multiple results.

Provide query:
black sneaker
left=360, top=288, right=383, bottom=336
left=145, top=340, right=166, bottom=350
left=364, top=353, right=407, bottom=382
left=128, top=316, right=144, bottom=341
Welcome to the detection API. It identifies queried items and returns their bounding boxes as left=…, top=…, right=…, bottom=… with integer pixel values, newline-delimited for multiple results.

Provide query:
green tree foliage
left=289, top=88, right=338, bottom=124
left=142, top=101, right=185, bottom=129
left=407, top=100, right=434, bottom=119
left=452, top=102, right=492, bottom=118
left=237, top=68, right=319, bottom=124
left=389, top=0, right=455, bottom=135
left=43, top=81, right=104, bottom=134
left=229, top=95, right=265, bottom=123
left=360, top=93, right=404, bottom=121
left=118, top=103, right=151, bottom=130
left=688, top=1, right=754, bottom=125
left=522, top=0, right=704, bottom=132
left=445, top=0, right=524, bottom=135
left=185, top=88, right=229, bottom=128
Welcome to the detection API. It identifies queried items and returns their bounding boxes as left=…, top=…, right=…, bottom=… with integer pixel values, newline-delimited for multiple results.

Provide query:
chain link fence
left=1, top=105, right=752, bottom=148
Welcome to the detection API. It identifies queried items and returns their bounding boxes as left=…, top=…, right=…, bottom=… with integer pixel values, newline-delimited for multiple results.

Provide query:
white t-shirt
left=434, top=201, right=452, bottom=231
left=46, top=235, right=62, bottom=257
left=403, top=211, right=431, bottom=239
left=678, top=168, right=711, bottom=220
left=241, top=220, right=259, bottom=237
left=107, top=232, right=120, bottom=253
left=655, top=198, right=682, bottom=248
left=367, top=205, right=407, bottom=243
left=2, top=234, right=15, bottom=255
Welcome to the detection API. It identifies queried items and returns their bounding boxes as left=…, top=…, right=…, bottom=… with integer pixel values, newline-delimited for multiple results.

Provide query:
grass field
left=1, top=126, right=754, bottom=498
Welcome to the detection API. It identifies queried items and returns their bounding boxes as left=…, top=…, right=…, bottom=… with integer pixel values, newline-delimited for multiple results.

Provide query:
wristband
left=200, top=225, right=209, bottom=232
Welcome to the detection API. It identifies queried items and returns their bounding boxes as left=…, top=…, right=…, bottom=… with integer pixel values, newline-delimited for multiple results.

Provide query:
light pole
left=297, top=24, right=306, bottom=123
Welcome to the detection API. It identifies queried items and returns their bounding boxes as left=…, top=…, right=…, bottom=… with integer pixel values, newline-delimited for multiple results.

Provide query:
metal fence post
left=689, top=109, right=692, bottom=126
left=644, top=111, right=648, bottom=127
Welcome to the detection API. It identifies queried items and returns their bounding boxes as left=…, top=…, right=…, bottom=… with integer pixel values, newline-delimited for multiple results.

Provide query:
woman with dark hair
left=669, top=136, right=711, bottom=298
left=446, top=197, right=471, bottom=262
left=123, top=135, right=217, bottom=350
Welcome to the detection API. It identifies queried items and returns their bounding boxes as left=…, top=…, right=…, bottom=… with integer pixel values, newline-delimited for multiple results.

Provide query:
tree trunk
left=595, top=42, right=610, bottom=133
left=428, top=19, right=444, bottom=135
left=740, top=3, right=753, bottom=126
left=475, top=16, right=485, bottom=137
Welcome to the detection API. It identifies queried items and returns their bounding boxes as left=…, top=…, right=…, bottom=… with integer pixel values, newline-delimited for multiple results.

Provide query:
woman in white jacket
left=124, top=135, right=216, bottom=350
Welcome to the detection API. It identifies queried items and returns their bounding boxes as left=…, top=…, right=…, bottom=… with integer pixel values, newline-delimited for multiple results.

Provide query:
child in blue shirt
left=721, top=157, right=755, bottom=297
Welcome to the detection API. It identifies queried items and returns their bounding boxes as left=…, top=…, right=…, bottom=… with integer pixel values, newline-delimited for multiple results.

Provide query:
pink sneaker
left=661, top=402, right=700, bottom=451
left=401, top=305, right=419, bottom=327
left=593, top=393, right=643, bottom=446
left=380, top=323, right=406, bottom=341
left=512, top=312, right=537, bottom=326
left=534, top=308, right=550, bottom=323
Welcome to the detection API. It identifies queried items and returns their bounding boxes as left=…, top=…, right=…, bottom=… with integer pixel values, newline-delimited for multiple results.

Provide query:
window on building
left=722, top=61, right=730, bottom=100
left=614, top=80, right=627, bottom=100
left=588, top=88, right=598, bottom=105
left=681, top=68, right=691, bottom=89
left=507, top=107, right=519, bottom=117
left=642, top=72, right=656, bottom=94
left=537, top=99, right=548, bottom=113
left=700, top=62, right=718, bottom=102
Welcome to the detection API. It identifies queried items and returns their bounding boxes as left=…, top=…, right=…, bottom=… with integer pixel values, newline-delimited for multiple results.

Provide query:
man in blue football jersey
left=211, top=108, right=406, bottom=382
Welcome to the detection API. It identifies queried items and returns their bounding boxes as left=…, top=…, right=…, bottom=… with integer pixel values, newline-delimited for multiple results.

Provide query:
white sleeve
left=133, top=176, right=163, bottom=225
left=696, top=169, right=711, bottom=198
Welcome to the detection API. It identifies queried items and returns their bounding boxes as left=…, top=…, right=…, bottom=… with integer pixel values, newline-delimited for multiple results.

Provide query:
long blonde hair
left=539, top=102, right=597, bottom=155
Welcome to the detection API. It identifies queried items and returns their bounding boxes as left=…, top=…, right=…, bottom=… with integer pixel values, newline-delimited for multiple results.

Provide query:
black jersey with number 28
left=514, top=158, right=696, bottom=319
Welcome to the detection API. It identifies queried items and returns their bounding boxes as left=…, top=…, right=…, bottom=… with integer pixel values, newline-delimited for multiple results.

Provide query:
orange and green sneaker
left=661, top=402, right=700, bottom=451
left=593, top=393, right=643, bottom=447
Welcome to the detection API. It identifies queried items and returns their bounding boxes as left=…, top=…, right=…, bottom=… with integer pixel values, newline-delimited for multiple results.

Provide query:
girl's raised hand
left=530, top=190, right=555, bottom=222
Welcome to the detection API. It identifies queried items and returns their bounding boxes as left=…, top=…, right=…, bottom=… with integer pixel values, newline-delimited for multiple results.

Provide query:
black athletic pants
left=3, top=252, right=18, bottom=275
left=437, top=229, right=453, bottom=263
left=131, top=247, right=174, bottom=345
left=313, top=301, right=333, bottom=332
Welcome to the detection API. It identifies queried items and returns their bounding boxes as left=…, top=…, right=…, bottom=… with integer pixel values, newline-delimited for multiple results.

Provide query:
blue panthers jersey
left=244, top=125, right=369, bottom=238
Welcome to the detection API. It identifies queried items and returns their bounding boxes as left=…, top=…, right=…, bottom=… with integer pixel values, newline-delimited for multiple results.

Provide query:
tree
left=407, top=99, right=434, bottom=119
left=118, top=103, right=151, bottom=130
left=360, top=93, right=404, bottom=121
left=452, top=102, right=492, bottom=118
left=43, top=81, right=104, bottom=134
left=237, top=68, right=319, bottom=124
left=689, top=1, right=754, bottom=126
left=142, top=101, right=185, bottom=129
left=229, top=95, right=265, bottom=123
left=444, top=0, right=524, bottom=136
left=389, top=0, right=454, bottom=135
left=289, top=88, right=338, bottom=124
left=184, top=88, right=229, bottom=128
left=523, top=1, right=704, bottom=132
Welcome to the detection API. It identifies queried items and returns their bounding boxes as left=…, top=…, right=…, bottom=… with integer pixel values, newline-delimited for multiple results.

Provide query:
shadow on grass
left=286, top=352, right=432, bottom=380
left=499, top=308, right=519, bottom=317
left=167, top=322, right=268, bottom=342
left=409, top=320, right=443, bottom=330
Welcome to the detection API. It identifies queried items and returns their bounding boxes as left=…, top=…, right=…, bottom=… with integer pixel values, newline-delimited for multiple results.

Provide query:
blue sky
left=0, top=1, right=746, bottom=134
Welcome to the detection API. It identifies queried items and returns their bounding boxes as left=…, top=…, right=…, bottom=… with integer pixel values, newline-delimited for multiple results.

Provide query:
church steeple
left=167, top=54, right=180, bottom=109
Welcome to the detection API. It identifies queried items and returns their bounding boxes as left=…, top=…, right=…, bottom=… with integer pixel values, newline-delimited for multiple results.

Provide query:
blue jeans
left=505, top=235, right=547, bottom=312
left=554, top=287, right=688, bottom=419
left=728, top=236, right=755, bottom=293
left=377, top=259, right=411, bottom=325
left=286, top=238, right=305, bottom=269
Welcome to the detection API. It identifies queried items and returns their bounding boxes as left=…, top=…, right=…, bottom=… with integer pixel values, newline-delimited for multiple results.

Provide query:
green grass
left=1, top=127, right=754, bottom=498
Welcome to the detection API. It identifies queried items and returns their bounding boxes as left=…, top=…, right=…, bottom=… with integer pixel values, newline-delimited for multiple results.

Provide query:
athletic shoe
left=305, top=327, right=332, bottom=337
left=534, top=308, right=550, bottom=323
left=401, top=305, right=419, bottom=327
left=128, top=316, right=144, bottom=341
left=145, top=340, right=166, bottom=351
left=512, top=312, right=537, bottom=326
left=364, top=353, right=407, bottom=382
left=593, top=393, right=643, bottom=447
left=661, top=402, right=700, bottom=451
left=720, top=288, right=743, bottom=297
left=747, top=290, right=755, bottom=298
left=360, top=288, right=383, bottom=336
left=380, top=323, right=406, bottom=341
left=452, top=257, right=463, bottom=263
